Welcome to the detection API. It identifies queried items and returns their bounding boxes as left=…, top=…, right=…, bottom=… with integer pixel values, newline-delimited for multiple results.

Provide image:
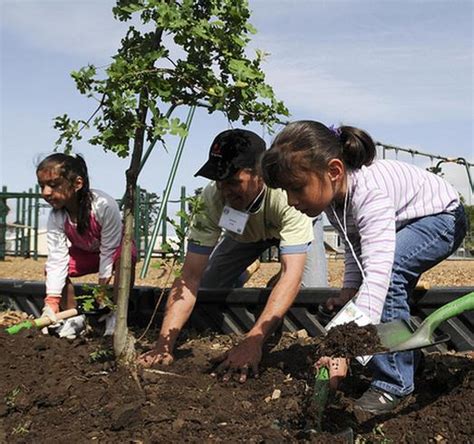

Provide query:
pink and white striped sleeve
left=351, top=187, right=396, bottom=323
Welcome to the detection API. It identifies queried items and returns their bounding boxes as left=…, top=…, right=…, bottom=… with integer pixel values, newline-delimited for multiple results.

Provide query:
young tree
left=54, top=0, right=289, bottom=366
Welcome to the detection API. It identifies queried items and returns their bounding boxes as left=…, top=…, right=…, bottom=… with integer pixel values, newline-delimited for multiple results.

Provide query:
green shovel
left=375, top=292, right=474, bottom=353
left=5, top=308, right=80, bottom=335
left=5, top=303, right=110, bottom=335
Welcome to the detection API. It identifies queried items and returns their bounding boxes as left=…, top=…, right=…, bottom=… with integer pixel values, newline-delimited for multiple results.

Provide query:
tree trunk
left=114, top=89, right=149, bottom=365
left=113, top=27, right=163, bottom=366
left=114, top=206, right=137, bottom=366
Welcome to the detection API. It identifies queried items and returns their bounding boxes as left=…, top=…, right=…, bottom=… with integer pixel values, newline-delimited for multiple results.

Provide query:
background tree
left=54, top=0, right=289, bottom=365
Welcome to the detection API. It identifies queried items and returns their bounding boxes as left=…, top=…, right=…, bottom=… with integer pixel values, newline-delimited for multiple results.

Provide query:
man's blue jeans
left=200, top=215, right=328, bottom=288
left=369, top=204, right=467, bottom=397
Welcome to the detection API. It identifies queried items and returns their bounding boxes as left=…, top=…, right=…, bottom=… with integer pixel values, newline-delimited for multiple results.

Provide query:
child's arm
left=44, top=211, right=69, bottom=309
left=325, top=211, right=361, bottom=308
left=351, top=188, right=396, bottom=323
left=95, top=193, right=123, bottom=281
left=342, top=238, right=363, bottom=290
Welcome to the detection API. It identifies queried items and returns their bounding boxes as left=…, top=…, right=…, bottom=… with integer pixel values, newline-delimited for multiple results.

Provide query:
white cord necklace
left=330, top=175, right=371, bottom=310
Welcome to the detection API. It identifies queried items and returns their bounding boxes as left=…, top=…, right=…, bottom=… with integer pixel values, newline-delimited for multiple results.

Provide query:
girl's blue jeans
left=368, top=204, right=468, bottom=397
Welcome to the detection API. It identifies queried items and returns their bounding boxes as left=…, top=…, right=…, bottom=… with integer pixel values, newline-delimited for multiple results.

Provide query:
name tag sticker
left=218, top=205, right=249, bottom=234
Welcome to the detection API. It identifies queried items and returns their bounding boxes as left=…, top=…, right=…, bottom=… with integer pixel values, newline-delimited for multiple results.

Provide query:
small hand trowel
left=375, top=291, right=474, bottom=353
left=5, top=303, right=110, bottom=335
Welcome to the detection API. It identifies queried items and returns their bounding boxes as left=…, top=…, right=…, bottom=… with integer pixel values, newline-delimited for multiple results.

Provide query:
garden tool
left=375, top=291, right=474, bottom=353
left=5, top=303, right=110, bottom=335
left=312, top=366, right=330, bottom=431
left=306, top=365, right=354, bottom=441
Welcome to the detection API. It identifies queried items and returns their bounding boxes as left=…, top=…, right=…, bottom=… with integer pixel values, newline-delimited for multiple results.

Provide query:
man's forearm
left=156, top=279, right=199, bottom=353
left=246, top=277, right=300, bottom=343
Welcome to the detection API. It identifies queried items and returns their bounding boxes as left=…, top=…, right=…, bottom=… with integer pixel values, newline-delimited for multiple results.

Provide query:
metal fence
left=0, top=185, right=189, bottom=261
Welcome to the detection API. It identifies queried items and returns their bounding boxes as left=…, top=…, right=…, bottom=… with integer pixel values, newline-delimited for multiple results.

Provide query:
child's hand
left=98, top=312, right=117, bottom=336
left=93, top=282, right=113, bottom=309
left=315, top=356, right=349, bottom=390
left=40, top=302, right=60, bottom=335
left=325, top=288, right=358, bottom=312
left=44, top=295, right=61, bottom=313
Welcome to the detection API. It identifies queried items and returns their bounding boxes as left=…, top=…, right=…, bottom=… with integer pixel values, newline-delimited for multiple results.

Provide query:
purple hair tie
left=328, top=125, right=342, bottom=137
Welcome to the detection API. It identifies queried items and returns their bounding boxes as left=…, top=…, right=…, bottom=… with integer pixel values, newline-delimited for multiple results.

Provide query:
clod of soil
left=316, top=321, right=387, bottom=358
left=0, top=328, right=472, bottom=443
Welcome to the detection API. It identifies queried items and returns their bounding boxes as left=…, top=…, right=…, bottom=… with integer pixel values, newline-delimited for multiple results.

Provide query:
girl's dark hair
left=37, top=153, right=92, bottom=235
left=260, top=120, right=376, bottom=189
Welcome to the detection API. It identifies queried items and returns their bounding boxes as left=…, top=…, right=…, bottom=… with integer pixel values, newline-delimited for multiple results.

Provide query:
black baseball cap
left=194, top=129, right=266, bottom=181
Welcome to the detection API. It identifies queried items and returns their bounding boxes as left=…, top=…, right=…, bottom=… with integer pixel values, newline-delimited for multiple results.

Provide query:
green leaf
left=71, top=65, right=97, bottom=95
left=56, top=0, right=289, bottom=189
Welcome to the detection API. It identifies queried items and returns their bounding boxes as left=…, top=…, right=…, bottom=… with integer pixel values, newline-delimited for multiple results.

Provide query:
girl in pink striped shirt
left=261, top=120, right=467, bottom=415
left=37, top=153, right=136, bottom=338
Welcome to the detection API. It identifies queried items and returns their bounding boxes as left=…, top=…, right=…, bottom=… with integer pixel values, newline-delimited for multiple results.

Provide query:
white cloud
left=264, top=62, right=398, bottom=122
left=253, top=32, right=472, bottom=125
left=1, top=0, right=123, bottom=60
left=247, top=0, right=472, bottom=125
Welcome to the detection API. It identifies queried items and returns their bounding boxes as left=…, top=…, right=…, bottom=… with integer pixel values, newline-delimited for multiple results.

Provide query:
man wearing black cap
left=139, top=129, right=327, bottom=381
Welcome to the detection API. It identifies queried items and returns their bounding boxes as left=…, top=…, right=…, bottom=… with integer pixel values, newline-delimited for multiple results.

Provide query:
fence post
left=27, top=188, right=33, bottom=258
left=33, top=185, right=40, bottom=260
left=144, top=191, right=150, bottom=261
left=134, top=185, right=141, bottom=259
left=180, top=186, right=186, bottom=262
left=20, top=194, right=27, bottom=257
left=0, top=186, right=8, bottom=261
left=14, top=195, right=21, bottom=255
left=139, top=105, right=196, bottom=278
left=161, top=190, right=167, bottom=256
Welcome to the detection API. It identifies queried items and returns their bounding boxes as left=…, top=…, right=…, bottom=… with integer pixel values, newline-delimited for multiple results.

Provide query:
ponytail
left=74, top=155, right=92, bottom=235
left=338, top=126, right=376, bottom=169
left=260, top=121, right=376, bottom=190
left=37, top=153, right=92, bottom=235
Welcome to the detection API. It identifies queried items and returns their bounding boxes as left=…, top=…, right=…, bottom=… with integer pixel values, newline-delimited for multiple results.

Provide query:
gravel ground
left=0, top=256, right=472, bottom=288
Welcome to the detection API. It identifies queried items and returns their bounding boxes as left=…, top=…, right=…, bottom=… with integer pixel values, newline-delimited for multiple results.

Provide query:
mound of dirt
left=316, top=322, right=387, bottom=358
left=0, top=328, right=472, bottom=443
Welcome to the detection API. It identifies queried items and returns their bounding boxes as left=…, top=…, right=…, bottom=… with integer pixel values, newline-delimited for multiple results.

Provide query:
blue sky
left=1, top=0, right=473, bottom=213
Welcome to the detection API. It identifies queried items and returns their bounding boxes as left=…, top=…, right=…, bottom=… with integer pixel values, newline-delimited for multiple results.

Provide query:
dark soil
left=0, top=327, right=473, bottom=443
left=316, top=322, right=387, bottom=358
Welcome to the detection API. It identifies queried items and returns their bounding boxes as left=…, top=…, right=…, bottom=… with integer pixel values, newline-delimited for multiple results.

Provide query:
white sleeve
left=93, top=192, right=123, bottom=279
left=45, top=211, right=69, bottom=295
left=352, top=188, right=396, bottom=323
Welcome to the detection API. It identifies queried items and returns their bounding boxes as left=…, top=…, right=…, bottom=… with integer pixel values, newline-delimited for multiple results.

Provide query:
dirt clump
left=0, top=327, right=473, bottom=443
left=316, top=322, right=387, bottom=358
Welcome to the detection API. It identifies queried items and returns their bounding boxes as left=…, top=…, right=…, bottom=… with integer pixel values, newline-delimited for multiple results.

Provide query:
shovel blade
left=375, top=292, right=474, bottom=353
left=376, top=319, right=416, bottom=349
left=375, top=319, right=450, bottom=353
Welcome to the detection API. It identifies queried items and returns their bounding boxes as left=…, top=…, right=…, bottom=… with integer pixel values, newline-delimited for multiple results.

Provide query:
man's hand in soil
left=315, top=356, right=349, bottom=390
left=211, top=336, right=262, bottom=383
left=138, top=348, right=174, bottom=367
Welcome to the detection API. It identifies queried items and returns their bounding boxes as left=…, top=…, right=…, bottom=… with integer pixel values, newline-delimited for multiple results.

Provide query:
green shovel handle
left=421, top=292, right=474, bottom=336
left=5, top=308, right=79, bottom=335
left=6, top=320, right=37, bottom=335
